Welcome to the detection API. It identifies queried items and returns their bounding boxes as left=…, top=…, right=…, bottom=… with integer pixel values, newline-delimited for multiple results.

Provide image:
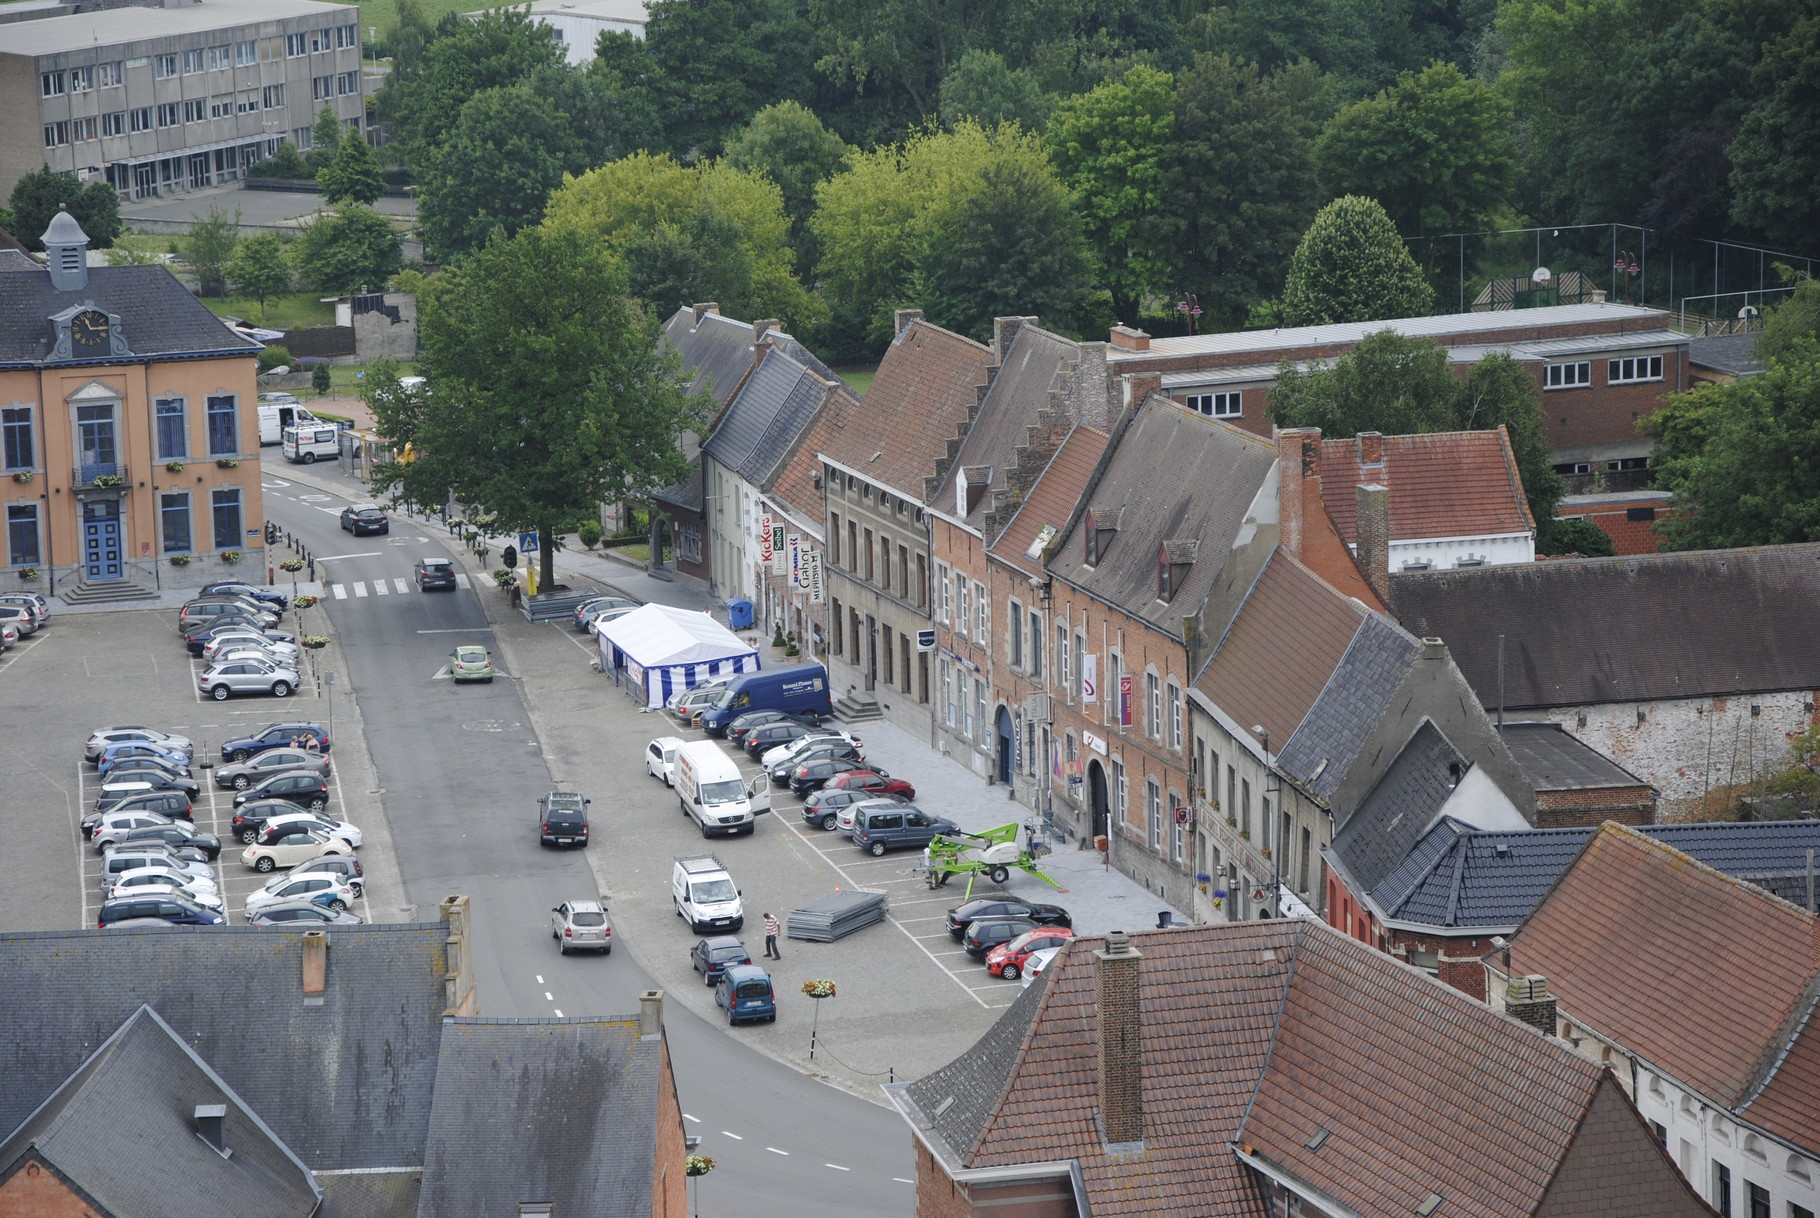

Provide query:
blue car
left=221, top=722, right=331, bottom=762
left=714, top=964, right=776, bottom=1025
left=98, top=742, right=192, bottom=778
left=690, top=936, right=751, bottom=986
left=199, top=581, right=289, bottom=612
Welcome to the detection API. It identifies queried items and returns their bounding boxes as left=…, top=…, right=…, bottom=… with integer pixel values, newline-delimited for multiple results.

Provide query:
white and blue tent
left=596, top=603, right=760, bottom=710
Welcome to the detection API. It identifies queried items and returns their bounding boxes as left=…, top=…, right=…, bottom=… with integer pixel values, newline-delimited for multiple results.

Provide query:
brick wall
left=917, top=1142, right=975, bottom=1218
left=0, top=1157, right=95, bottom=1218
left=1384, top=928, right=1504, bottom=1001
left=1552, top=496, right=1674, bottom=556
left=1534, top=784, right=1656, bottom=828
left=652, top=1043, right=688, bottom=1218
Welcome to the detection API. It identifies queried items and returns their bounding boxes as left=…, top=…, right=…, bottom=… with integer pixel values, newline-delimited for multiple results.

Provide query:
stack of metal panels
left=786, top=889, right=889, bottom=941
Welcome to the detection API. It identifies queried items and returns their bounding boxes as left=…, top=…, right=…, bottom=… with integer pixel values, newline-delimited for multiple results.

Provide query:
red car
left=821, top=769, right=915, bottom=800
left=985, top=927, right=1075, bottom=980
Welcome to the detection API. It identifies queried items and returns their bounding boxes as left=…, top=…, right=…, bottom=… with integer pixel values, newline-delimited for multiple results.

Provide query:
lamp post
left=1175, top=292, right=1203, bottom=336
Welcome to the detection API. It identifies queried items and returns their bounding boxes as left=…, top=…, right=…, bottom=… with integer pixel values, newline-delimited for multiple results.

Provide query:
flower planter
left=169, top=555, right=192, bottom=567
left=12, top=471, right=33, bottom=484
left=165, top=461, right=186, bottom=473
left=216, top=458, right=238, bottom=469
left=18, top=567, right=40, bottom=582
left=301, top=636, right=329, bottom=649
left=220, top=551, right=242, bottom=564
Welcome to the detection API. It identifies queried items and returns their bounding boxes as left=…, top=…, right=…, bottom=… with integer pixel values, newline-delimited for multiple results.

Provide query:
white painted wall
left=1389, top=531, right=1535, bottom=572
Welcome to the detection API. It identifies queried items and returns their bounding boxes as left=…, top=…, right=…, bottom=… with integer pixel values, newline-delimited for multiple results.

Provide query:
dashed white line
left=766, top=1147, right=789, bottom=1156
left=893, top=1177, right=914, bottom=1184
left=543, top=991, right=553, bottom=1000
left=535, top=975, right=545, bottom=984
left=682, top=1113, right=701, bottom=1124
left=721, top=1131, right=743, bottom=1140
left=552, top=1009, right=563, bottom=1017
left=824, top=1163, right=850, bottom=1172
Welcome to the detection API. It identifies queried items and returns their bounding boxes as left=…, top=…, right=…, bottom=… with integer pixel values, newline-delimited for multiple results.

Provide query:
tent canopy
left=596, top=603, right=760, bottom=709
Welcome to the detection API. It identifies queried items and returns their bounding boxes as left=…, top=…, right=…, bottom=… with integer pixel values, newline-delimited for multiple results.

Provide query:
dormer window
left=1158, top=538, right=1197, bottom=601
left=1085, top=506, right=1122, bottom=566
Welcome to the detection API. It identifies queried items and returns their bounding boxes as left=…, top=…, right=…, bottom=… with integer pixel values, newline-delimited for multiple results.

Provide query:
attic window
left=519, top=1205, right=552, bottom=1217
left=1158, top=539, right=1197, bottom=601
left=1085, top=506, right=1122, bottom=566
left=1416, top=1193, right=1444, bottom=1216
left=1026, top=523, right=1057, bottom=562
left=1305, top=1128, right=1331, bottom=1151
left=1401, top=560, right=1431, bottom=572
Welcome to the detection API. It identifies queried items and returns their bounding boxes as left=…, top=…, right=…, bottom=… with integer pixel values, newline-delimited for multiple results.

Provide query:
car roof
left=350, top=503, right=382, bottom=512
left=700, top=934, right=743, bottom=948
left=564, top=898, right=605, bottom=914
left=721, top=964, right=770, bottom=982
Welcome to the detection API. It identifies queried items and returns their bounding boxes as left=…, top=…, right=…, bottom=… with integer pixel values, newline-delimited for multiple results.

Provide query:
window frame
left=154, top=397, right=187, bottom=461
left=210, top=488, right=242, bottom=551
left=1, top=408, right=34, bottom=472
left=7, top=504, right=42, bottom=567
left=160, top=492, right=191, bottom=554
left=1185, top=390, right=1243, bottom=418
left=1608, top=354, right=1665, bottom=385
left=41, top=71, right=65, bottom=97
left=1544, top=361, right=1591, bottom=389
left=205, top=394, right=238, bottom=456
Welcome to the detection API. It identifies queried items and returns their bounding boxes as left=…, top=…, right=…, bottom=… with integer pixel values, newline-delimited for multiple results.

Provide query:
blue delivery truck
left=698, top=663, right=833, bottom=736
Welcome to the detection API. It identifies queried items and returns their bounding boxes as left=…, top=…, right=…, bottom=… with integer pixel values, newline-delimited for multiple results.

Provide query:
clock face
left=71, top=310, right=110, bottom=349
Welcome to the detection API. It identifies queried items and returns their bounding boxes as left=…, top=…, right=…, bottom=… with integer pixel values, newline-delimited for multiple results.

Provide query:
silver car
left=202, top=631, right=299, bottom=665
left=0, top=605, right=36, bottom=636
left=197, top=655, right=301, bottom=701
left=107, top=866, right=220, bottom=903
left=84, top=726, right=193, bottom=764
left=213, top=748, right=331, bottom=790
left=0, top=592, right=49, bottom=625
left=550, top=899, right=613, bottom=954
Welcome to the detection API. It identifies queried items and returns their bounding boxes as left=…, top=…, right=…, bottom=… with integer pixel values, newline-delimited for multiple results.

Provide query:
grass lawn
left=341, top=0, right=519, bottom=36
left=834, top=366, right=876, bottom=397
left=201, top=293, right=336, bottom=329
left=329, top=362, right=417, bottom=394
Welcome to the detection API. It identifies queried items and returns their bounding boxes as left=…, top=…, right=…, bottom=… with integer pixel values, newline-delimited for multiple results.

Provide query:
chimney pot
left=194, top=1104, right=229, bottom=1157
left=1421, top=636, right=1446, bottom=661
left=639, top=989, right=664, bottom=1038
left=1357, top=430, right=1384, bottom=467
left=1094, top=932, right=1144, bottom=1145
left=893, top=308, right=924, bottom=336
left=1504, top=974, right=1558, bottom=1036
left=691, top=302, right=719, bottom=326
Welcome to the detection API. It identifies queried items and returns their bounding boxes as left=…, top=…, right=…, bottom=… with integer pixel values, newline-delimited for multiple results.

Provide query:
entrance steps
left=59, top=577, right=160, bottom=605
left=832, top=691, right=884, bottom=723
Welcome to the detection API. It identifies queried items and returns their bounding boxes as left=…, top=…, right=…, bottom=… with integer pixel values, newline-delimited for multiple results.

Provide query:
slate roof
left=701, top=347, right=831, bottom=488
left=0, top=1005, right=319, bottom=1218
left=1387, top=544, right=1820, bottom=707
left=1053, top=404, right=1278, bottom=635
left=1509, top=823, right=1820, bottom=1153
left=1501, top=720, right=1649, bottom=791
left=0, top=262, right=262, bottom=367
left=896, top=920, right=1710, bottom=1218
left=1688, top=332, right=1767, bottom=378
left=1275, top=612, right=1424, bottom=802
left=660, top=307, right=837, bottom=410
left=1319, top=429, right=1534, bottom=544
left=417, top=1017, right=663, bottom=1218
left=1330, top=723, right=1468, bottom=893
left=990, top=425, right=1110, bottom=579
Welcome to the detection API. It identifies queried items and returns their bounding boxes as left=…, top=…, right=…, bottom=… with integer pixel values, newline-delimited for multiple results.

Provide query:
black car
left=722, top=709, right=819, bottom=744
left=112, top=823, right=222, bottom=861
left=415, top=558, right=457, bottom=591
left=962, top=918, right=1038, bottom=959
left=690, top=936, right=752, bottom=985
left=101, top=767, right=202, bottom=799
left=799, top=787, right=905, bottom=831
left=340, top=504, right=389, bottom=535
left=98, top=893, right=225, bottom=928
left=538, top=790, right=590, bottom=847
left=743, top=721, right=816, bottom=759
left=198, top=581, right=289, bottom=611
left=232, top=798, right=317, bottom=844
left=787, top=755, right=870, bottom=797
left=220, top=721, right=330, bottom=762
left=768, top=740, right=862, bottom=785
left=945, top=899, right=1072, bottom=940
left=231, top=770, right=330, bottom=813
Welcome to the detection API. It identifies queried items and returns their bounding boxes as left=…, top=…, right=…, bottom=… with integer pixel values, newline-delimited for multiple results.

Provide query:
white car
left=114, top=880, right=223, bottom=911
left=101, top=850, right=216, bottom=890
left=198, top=655, right=302, bottom=701
left=760, top=731, right=860, bottom=771
left=84, top=726, right=193, bottom=764
left=108, top=867, right=220, bottom=903
left=91, top=811, right=175, bottom=850
left=0, top=591, right=49, bottom=625
left=241, top=828, right=351, bottom=872
left=203, top=632, right=299, bottom=664
left=1021, top=945, right=1064, bottom=989
left=243, top=872, right=358, bottom=921
left=259, top=809, right=361, bottom=849
left=645, top=736, right=683, bottom=786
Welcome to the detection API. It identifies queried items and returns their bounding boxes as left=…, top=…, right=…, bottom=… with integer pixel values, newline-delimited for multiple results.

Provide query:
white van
left=257, top=394, right=322, bottom=445
left=281, top=424, right=340, bottom=464
left=673, top=740, right=769, bottom=837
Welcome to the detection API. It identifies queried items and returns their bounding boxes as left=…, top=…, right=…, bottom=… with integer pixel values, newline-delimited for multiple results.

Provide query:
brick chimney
left=894, top=308, right=925, bottom=336
left=993, top=316, right=1038, bottom=360
left=1122, top=372, right=1162, bottom=410
left=1276, top=427, right=1322, bottom=561
left=1095, top=930, right=1144, bottom=1145
left=1505, top=974, right=1558, bottom=1036
left=1109, top=325, right=1151, bottom=352
left=639, top=989, right=665, bottom=1039
left=1355, top=482, right=1391, bottom=603
left=301, top=930, right=328, bottom=998
left=752, top=318, right=778, bottom=346
left=690, top=302, right=720, bottom=327
left=1356, top=430, right=1385, bottom=470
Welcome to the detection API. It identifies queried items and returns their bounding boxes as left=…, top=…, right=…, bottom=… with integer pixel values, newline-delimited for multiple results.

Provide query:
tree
left=1544, top=517, right=1617, bottom=558
left=810, top=0, right=1018, bottom=136
left=1044, top=64, right=1175, bottom=325
left=1755, top=273, right=1820, bottom=365
left=1728, top=14, right=1820, bottom=250
left=380, top=8, right=565, bottom=165
left=368, top=225, right=708, bottom=591
left=316, top=127, right=386, bottom=205
left=1281, top=195, right=1433, bottom=326
left=1314, top=62, right=1513, bottom=239
left=250, top=141, right=312, bottom=179
left=1159, top=54, right=1319, bottom=326
left=294, top=204, right=403, bottom=294
left=7, top=167, right=122, bottom=250
left=418, top=86, right=584, bottom=259
left=224, top=233, right=293, bottom=315
left=938, top=48, right=1053, bottom=132
left=183, top=205, right=241, bottom=297
left=723, top=101, right=851, bottom=264
left=308, top=107, right=343, bottom=171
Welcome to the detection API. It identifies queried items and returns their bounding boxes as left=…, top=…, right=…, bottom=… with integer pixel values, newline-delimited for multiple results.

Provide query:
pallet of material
left=785, top=888, right=889, bottom=941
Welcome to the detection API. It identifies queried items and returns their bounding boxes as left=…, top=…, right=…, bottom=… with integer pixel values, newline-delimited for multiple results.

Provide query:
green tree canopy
left=224, top=233, right=293, bottom=314
left=294, top=204, right=404, bottom=294
left=369, top=226, right=707, bottom=589
left=308, top=107, right=344, bottom=170
left=723, top=100, right=851, bottom=263
left=939, top=48, right=1053, bottom=132
left=316, top=127, right=386, bottom=205
left=1281, top=194, right=1433, bottom=326
left=418, top=86, right=585, bottom=259
left=1044, top=64, right=1175, bottom=325
left=1728, top=14, right=1820, bottom=251
left=380, top=9, right=564, bottom=165
left=1315, top=61, right=1513, bottom=239
left=1755, top=273, right=1820, bottom=365
left=182, top=205, right=241, bottom=296
left=7, top=168, right=122, bottom=250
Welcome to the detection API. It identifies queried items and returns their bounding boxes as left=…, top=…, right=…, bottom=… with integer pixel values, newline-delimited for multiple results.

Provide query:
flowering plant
left=280, top=558, right=305, bottom=572
left=292, top=594, right=318, bottom=608
left=801, top=979, right=836, bottom=999
left=166, top=460, right=186, bottom=473
left=685, top=1155, right=715, bottom=1177
left=301, top=635, right=329, bottom=649
left=216, top=458, right=238, bottom=469
left=169, top=554, right=191, bottom=566
left=18, top=566, right=39, bottom=581
left=221, top=550, right=242, bottom=563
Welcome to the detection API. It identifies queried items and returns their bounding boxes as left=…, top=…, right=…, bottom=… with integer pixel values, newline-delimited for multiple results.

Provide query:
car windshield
left=571, top=910, right=606, bottom=926
left=705, top=690, right=734, bottom=708
left=691, top=879, right=737, bottom=904
left=700, top=779, right=747, bottom=805
left=711, top=946, right=745, bottom=961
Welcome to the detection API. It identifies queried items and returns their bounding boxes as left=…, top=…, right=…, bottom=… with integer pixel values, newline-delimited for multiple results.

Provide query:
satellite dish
left=1531, top=266, right=1553, bottom=284
left=1738, top=305, right=1760, bottom=319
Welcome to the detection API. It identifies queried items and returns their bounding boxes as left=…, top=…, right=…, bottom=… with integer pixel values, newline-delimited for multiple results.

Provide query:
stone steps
left=832, top=692, right=884, bottom=723
left=59, top=578, right=160, bottom=605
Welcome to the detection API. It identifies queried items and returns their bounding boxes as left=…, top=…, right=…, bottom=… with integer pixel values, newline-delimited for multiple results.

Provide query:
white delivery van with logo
left=673, top=740, right=769, bottom=837
left=281, top=424, right=340, bottom=464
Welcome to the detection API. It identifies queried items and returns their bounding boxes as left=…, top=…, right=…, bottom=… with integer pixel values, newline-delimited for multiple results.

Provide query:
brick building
left=1552, top=488, right=1674, bottom=555
left=1500, top=720, right=1656, bottom=826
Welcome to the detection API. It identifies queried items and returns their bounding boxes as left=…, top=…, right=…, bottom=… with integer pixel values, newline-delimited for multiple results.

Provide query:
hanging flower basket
left=292, top=595, right=318, bottom=608
left=165, top=461, right=185, bottom=473
left=12, top=470, right=34, bottom=484
left=169, top=554, right=192, bottom=566
left=301, top=635, right=330, bottom=649
left=90, top=474, right=122, bottom=488
left=216, top=458, right=238, bottom=469
left=280, top=558, right=305, bottom=573
left=220, top=550, right=242, bottom=564
left=18, top=567, right=40, bottom=582
left=800, top=979, right=837, bottom=999
left=685, top=1155, right=716, bottom=1177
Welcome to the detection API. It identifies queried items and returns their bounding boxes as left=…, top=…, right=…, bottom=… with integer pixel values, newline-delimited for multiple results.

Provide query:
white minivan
left=673, top=740, right=769, bottom=837
left=281, top=424, right=340, bottom=464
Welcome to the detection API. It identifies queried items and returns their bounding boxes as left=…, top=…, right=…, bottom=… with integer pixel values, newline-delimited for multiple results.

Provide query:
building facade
left=0, top=0, right=367, bottom=203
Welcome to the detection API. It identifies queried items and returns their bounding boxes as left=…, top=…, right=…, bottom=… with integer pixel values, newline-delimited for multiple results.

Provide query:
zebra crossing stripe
left=454, top=574, right=471, bottom=589
left=372, top=580, right=389, bottom=596
left=332, top=584, right=348, bottom=600
left=394, top=578, right=410, bottom=594
left=352, top=582, right=368, bottom=598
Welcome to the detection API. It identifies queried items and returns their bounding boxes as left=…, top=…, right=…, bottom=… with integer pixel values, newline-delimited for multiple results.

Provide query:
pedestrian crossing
left=329, top=574, right=471, bottom=599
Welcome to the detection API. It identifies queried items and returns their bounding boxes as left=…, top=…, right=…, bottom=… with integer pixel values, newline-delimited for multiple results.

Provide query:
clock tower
left=43, top=210, right=129, bottom=361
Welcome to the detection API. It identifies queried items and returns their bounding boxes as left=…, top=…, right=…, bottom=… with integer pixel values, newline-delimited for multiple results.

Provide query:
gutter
left=881, top=1084, right=1090, bottom=1211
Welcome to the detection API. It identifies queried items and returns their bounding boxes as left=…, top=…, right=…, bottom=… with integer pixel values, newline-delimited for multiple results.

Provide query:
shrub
left=258, top=345, right=295, bottom=372
left=576, top=519, right=602, bottom=548
left=311, top=361, right=332, bottom=395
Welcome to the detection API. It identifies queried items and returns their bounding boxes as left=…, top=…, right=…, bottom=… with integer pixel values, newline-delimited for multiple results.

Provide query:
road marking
left=332, top=585, right=348, bottom=599
left=552, top=1009, right=562, bottom=1017
left=416, top=629, right=470, bottom=634
left=544, top=991, right=553, bottom=1000
left=536, top=975, right=545, bottom=984
left=683, top=1113, right=701, bottom=1123
left=431, top=666, right=451, bottom=680
left=352, top=583, right=368, bottom=598
left=316, top=551, right=381, bottom=560
left=372, top=580, right=389, bottom=596
left=394, top=578, right=409, bottom=594
left=721, top=1131, right=743, bottom=1140
left=454, top=573, right=472, bottom=589
left=824, top=1163, right=850, bottom=1172
left=766, top=1147, right=789, bottom=1156
left=894, top=1178, right=914, bottom=1185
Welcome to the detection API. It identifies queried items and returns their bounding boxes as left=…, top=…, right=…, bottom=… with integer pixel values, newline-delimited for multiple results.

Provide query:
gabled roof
left=1329, top=723, right=1468, bottom=893
left=896, top=920, right=1711, bottom=1218
left=659, top=307, right=837, bottom=411
left=1274, top=611, right=1424, bottom=801
left=1500, top=721, right=1648, bottom=791
left=1689, top=332, right=1767, bottom=378
left=989, top=425, right=1109, bottom=579
left=1509, top=823, right=1820, bottom=1150
left=0, top=263, right=262, bottom=366
left=1388, top=544, right=1820, bottom=708
left=0, top=1005, right=319, bottom=1218
left=700, top=347, right=830, bottom=487
left=1319, top=429, right=1534, bottom=544
left=1052, top=404, right=1277, bottom=634
left=417, top=1017, right=664, bottom=1218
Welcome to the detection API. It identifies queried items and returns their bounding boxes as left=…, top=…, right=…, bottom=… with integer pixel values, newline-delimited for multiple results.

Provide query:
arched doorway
left=1087, top=760, right=1110, bottom=838
left=994, top=706, right=1014, bottom=786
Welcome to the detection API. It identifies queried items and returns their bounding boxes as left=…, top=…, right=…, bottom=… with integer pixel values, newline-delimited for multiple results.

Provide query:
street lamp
left=1175, top=292, right=1203, bottom=336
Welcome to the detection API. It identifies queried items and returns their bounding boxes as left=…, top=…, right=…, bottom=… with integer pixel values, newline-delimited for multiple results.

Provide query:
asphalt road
left=267, top=474, right=913, bottom=1217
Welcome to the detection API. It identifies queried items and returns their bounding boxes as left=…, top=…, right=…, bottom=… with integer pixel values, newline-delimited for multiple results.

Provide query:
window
left=76, top=403, right=117, bottom=474
left=99, top=61, right=124, bottom=88
left=310, top=28, right=329, bottom=53
left=972, top=677, right=987, bottom=745
left=1609, top=354, right=1664, bottom=384
left=263, top=84, right=286, bottom=108
left=43, top=122, right=69, bottom=148
left=862, top=528, right=874, bottom=580
left=827, top=511, right=840, bottom=564
left=130, top=107, right=153, bottom=133
left=916, top=553, right=927, bottom=606
left=1146, top=672, right=1162, bottom=740
left=337, top=71, right=359, bottom=95
left=1027, top=610, right=1043, bottom=680
left=974, top=580, right=988, bottom=644
left=7, top=506, right=41, bottom=567
left=955, top=577, right=970, bottom=638
left=1166, top=681, right=1182, bottom=749
left=1748, top=1182, right=1769, bottom=1218
left=336, top=23, right=359, bottom=48
left=293, top=126, right=312, bottom=150
left=1545, top=361, right=1591, bottom=389
left=1056, top=623, right=1070, bottom=699
left=235, top=39, right=258, bottom=66
left=211, top=488, right=242, bottom=551
left=935, top=563, right=950, bottom=623
left=1186, top=391, right=1242, bottom=418
left=154, top=398, right=187, bottom=461
left=1008, top=599, right=1023, bottom=668
left=206, top=394, right=237, bottom=455
left=157, top=103, right=180, bottom=128
left=210, top=96, right=233, bottom=119
left=1792, top=1206, right=1816, bottom=1218
left=846, top=520, right=857, bottom=571
left=1107, top=652, right=1123, bottom=727
left=155, top=54, right=178, bottom=78
left=940, top=658, right=956, bottom=729
left=71, top=116, right=98, bottom=142
left=182, top=99, right=207, bottom=124
left=286, top=33, right=308, bottom=57
left=41, top=72, right=64, bottom=97
left=1241, top=778, right=1252, bottom=836
left=1114, top=759, right=1128, bottom=823
left=1299, top=826, right=1311, bottom=890
left=1171, top=791, right=1186, bottom=860
left=183, top=49, right=205, bottom=75
left=160, top=493, right=191, bottom=554
left=207, top=45, right=232, bottom=71
left=1715, top=1163, right=1733, bottom=1217
left=68, top=66, right=93, bottom=93
left=2, top=409, right=33, bottom=471
left=1146, top=780, right=1162, bottom=850
left=101, top=111, right=126, bottom=137
left=312, top=76, right=334, bottom=102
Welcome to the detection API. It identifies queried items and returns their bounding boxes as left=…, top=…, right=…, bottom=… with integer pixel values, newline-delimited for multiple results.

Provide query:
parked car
left=821, top=770, right=916, bottom=800
left=231, top=770, right=329, bottom=812
left=106, top=866, right=220, bottom=903
left=286, top=853, right=364, bottom=897
left=243, top=872, right=358, bottom=919
left=689, top=936, right=751, bottom=985
left=97, top=892, right=225, bottom=928
left=110, top=822, right=222, bottom=861
left=240, top=828, right=351, bottom=873
left=985, top=927, right=1076, bottom=980
left=221, top=722, right=330, bottom=762
left=96, top=740, right=191, bottom=774
left=198, top=581, right=289, bottom=611
left=741, top=720, right=818, bottom=760
left=666, top=676, right=731, bottom=713
left=213, top=747, right=331, bottom=790
left=669, top=685, right=728, bottom=724
left=414, top=558, right=456, bottom=590
left=98, top=847, right=215, bottom=891
left=550, top=899, right=614, bottom=955
left=850, top=804, right=957, bottom=856
left=250, top=901, right=365, bottom=927
left=178, top=598, right=279, bottom=632
left=184, top=618, right=293, bottom=654
left=81, top=789, right=192, bottom=835
left=84, top=726, right=193, bottom=764
left=97, top=753, right=191, bottom=784
left=97, top=771, right=202, bottom=804
left=0, top=604, right=37, bottom=636
left=253, top=810, right=361, bottom=849
left=645, top=736, right=683, bottom=786
left=0, top=621, right=16, bottom=648
left=203, top=631, right=299, bottom=665
left=0, top=591, right=49, bottom=624
left=106, top=876, right=223, bottom=910
left=944, top=899, right=1073, bottom=940
left=724, top=709, right=820, bottom=747
left=197, top=655, right=300, bottom=701
left=448, top=644, right=493, bottom=682
left=759, top=730, right=860, bottom=774
left=787, top=754, right=870, bottom=797
left=962, top=918, right=1038, bottom=959
left=766, top=738, right=862, bottom=785
left=713, top=964, right=776, bottom=1025
left=230, top=798, right=335, bottom=843
left=90, top=811, right=175, bottom=850
left=800, top=787, right=906, bottom=831
left=574, top=596, right=636, bottom=631
left=1022, top=945, right=1064, bottom=989
left=339, top=504, right=389, bottom=535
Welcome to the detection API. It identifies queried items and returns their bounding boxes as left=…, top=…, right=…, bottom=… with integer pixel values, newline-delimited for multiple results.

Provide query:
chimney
left=1122, top=372, right=1162, bottom=410
left=1356, top=430, right=1384, bottom=469
left=1421, top=636, right=1447, bottom=662
left=301, top=930, right=328, bottom=998
left=690, top=302, right=719, bottom=326
left=194, top=1104, right=230, bottom=1157
left=639, top=989, right=664, bottom=1038
left=1504, top=974, right=1558, bottom=1036
left=1355, top=483, right=1391, bottom=603
left=893, top=308, right=924, bottom=337
left=752, top=318, right=778, bottom=346
left=1276, top=427, right=1322, bottom=560
left=993, top=315, right=1037, bottom=359
left=1095, top=931, right=1144, bottom=1145
left=1109, top=325, right=1150, bottom=352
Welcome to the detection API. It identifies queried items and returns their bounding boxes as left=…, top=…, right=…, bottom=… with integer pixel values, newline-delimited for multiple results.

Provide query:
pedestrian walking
left=763, top=911, right=782, bottom=960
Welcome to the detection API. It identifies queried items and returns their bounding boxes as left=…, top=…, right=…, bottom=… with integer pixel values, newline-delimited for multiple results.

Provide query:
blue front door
left=83, top=500, right=122, bottom=579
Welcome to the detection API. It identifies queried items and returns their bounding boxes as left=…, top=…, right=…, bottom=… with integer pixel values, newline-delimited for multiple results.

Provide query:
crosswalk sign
left=519, top=531, right=539, bottom=553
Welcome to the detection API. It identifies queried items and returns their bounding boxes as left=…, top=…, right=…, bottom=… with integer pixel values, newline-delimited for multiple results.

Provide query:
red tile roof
left=989, top=426, right=1110, bottom=578
left=1321, top=429, right=1535, bottom=544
